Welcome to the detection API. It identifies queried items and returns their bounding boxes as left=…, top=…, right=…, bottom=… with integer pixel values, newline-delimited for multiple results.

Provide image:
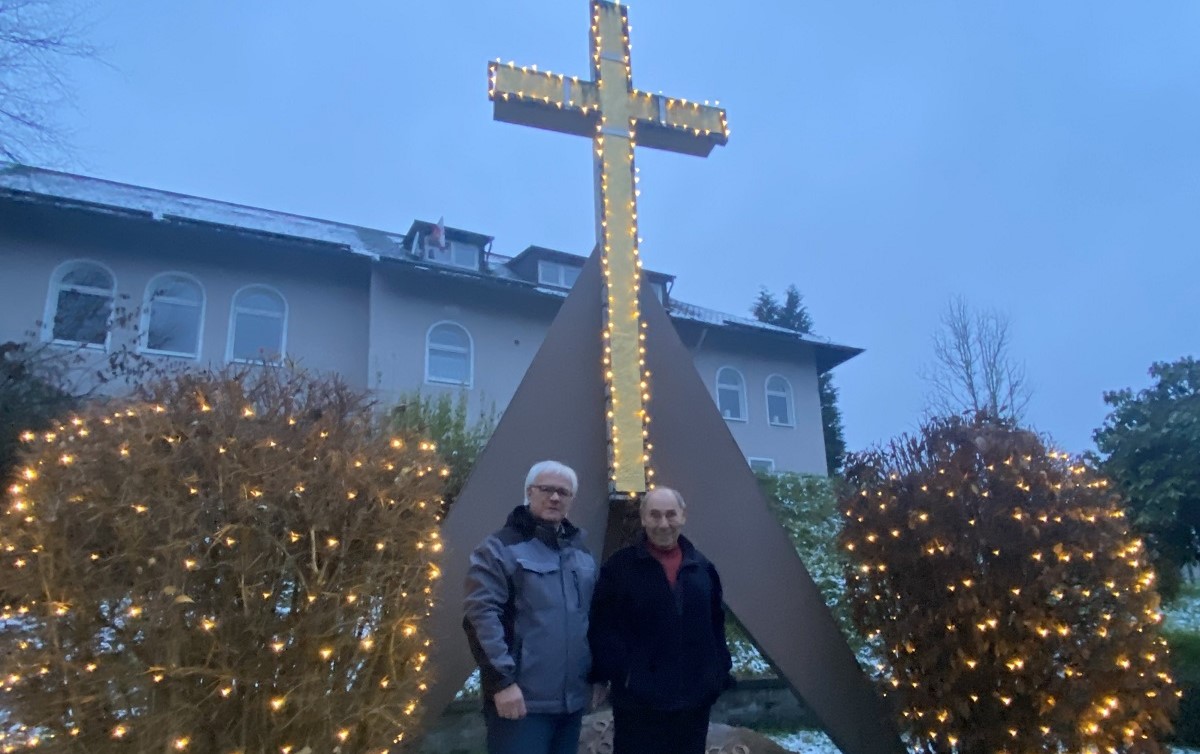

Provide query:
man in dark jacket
left=588, top=486, right=734, bottom=754
left=463, top=460, right=598, bottom=754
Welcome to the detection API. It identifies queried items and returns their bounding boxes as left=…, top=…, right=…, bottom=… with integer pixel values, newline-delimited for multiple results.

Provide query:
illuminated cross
left=488, top=0, right=728, bottom=497
left=420, top=6, right=904, bottom=750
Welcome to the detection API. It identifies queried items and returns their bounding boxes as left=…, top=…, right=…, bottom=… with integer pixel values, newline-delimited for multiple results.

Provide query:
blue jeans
left=483, top=704, right=584, bottom=754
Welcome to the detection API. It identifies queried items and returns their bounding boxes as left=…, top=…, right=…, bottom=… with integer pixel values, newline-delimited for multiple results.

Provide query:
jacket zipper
left=561, top=550, right=570, bottom=709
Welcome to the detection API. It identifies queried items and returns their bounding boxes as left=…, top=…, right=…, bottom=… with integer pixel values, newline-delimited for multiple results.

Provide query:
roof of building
left=0, top=163, right=403, bottom=259
left=0, top=163, right=862, bottom=372
left=508, top=244, right=676, bottom=287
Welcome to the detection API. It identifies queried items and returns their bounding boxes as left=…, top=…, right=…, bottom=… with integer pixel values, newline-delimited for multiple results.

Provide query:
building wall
left=0, top=205, right=372, bottom=389
left=368, top=267, right=554, bottom=422
left=690, top=335, right=828, bottom=475
left=1, top=200, right=833, bottom=476
left=367, top=266, right=829, bottom=476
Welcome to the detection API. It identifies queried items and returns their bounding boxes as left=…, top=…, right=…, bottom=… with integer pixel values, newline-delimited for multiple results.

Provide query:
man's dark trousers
left=612, top=704, right=711, bottom=754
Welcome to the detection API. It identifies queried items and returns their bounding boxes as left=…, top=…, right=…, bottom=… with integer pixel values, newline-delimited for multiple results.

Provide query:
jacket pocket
left=623, top=648, right=656, bottom=700
left=515, top=556, right=562, bottom=609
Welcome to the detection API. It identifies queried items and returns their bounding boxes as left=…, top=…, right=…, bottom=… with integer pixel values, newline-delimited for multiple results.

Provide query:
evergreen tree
left=1093, top=356, right=1200, bottom=602
left=0, top=341, right=75, bottom=486
left=752, top=286, right=813, bottom=334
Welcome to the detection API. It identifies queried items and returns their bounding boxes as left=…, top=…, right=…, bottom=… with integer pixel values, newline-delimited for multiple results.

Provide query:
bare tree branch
left=0, top=0, right=97, bottom=164
left=921, top=295, right=1032, bottom=421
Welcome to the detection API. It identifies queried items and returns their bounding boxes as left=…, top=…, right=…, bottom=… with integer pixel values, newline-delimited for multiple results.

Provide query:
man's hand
left=493, top=684, right=526, bottom=720
left=590, top=682, right=609, bottom=711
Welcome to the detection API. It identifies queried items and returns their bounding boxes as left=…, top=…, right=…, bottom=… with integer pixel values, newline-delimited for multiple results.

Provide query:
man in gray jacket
left=463, top=460, right=598, bottom=754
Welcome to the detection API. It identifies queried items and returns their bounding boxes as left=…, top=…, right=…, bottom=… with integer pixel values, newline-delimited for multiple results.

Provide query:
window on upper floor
left=748, top=457, right=776, bottom=474
left=426, top=321, right=473, bottom=386
left=141, top=273, right=204, bottom=359
left=715, top=367, right=747, bottom=422
left=228, top=286, right=286, bottom=364
left=765, top=374, right=795, bottom=427
left=427, top=240, right=479, bottom=270
left=538, top=260, right=581, bottom=289
left=45, top=260, right=116, bottom=348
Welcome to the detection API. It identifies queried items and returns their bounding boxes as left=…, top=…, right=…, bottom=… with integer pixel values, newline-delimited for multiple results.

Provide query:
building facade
left=0, top=165, right=860, bottom=475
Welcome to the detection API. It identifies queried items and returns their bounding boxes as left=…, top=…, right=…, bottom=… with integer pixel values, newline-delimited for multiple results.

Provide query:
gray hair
left=640, top=486, right=686, bottom=513
left=523, top=460, right=579, bottom=506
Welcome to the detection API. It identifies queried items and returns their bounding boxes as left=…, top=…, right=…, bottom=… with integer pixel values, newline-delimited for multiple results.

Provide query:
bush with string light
left=0, top=366, right=447, bottom=753
left=839, top=413, right=1178, bottom=754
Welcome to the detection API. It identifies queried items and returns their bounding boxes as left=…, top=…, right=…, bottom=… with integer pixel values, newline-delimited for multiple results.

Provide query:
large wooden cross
left=488, top=0, right=728, bottom=497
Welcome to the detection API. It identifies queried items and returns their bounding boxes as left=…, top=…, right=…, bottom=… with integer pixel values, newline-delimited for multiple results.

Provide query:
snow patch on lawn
left=763, top=730, right=1200, bottom=754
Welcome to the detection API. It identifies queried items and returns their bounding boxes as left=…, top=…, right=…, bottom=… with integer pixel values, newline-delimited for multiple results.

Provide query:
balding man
left=588, top=487, right=734, bottom=754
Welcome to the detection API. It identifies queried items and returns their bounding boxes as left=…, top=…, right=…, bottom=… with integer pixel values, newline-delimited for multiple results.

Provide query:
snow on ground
left=1167, top=585, right=1200, bottom=632
left=763, top=730, right=1200, bottom=754
left=729, top=634, right=774, bottom=677
left=764, top=729, right=839, bottom=752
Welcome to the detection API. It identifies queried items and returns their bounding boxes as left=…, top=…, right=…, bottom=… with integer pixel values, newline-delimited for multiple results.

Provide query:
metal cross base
left=414, top=253, right=905, bottom=754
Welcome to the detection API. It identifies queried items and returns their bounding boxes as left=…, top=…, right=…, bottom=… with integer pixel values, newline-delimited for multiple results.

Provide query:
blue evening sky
left=52, top=1, right=1200, bottom=456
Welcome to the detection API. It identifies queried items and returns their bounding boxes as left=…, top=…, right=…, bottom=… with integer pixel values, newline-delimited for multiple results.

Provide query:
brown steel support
left=411, top=250, right=904, bottom=753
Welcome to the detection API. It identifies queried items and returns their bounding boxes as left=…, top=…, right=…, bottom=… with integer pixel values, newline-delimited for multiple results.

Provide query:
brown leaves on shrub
left=0, top=366, right=447, bottom=753
left=840, top=414, right=1177, bottom=754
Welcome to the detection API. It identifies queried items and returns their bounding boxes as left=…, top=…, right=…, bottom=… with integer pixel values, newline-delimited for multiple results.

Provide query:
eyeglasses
left=531, top=484, right=574, bottom=498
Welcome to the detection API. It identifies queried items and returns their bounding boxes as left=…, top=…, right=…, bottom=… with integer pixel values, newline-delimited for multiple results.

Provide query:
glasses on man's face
left=531, top=484, right=573, bottom=499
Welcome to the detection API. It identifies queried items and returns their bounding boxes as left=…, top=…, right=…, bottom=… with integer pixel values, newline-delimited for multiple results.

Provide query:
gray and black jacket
left=463, top=505, right=596, bottom=714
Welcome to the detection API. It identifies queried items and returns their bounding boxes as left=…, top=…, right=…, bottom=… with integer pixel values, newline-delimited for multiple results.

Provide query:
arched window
left=765, top=375, right=795, bottom=427
left=45, top=260, right=116, bottom=347
left=228, top=286, right=286, bottom=363
left=715, top=367, right=747, bottom=421
left=141, top=273, right=204, bottom=358
left=426, top=321, right=473, bottom=386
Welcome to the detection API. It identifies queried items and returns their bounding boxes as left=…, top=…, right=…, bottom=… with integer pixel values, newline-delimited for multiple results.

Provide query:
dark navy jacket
left=588, top=533, right=734, bottom=711
left=463, top=505, right=596, bottom=714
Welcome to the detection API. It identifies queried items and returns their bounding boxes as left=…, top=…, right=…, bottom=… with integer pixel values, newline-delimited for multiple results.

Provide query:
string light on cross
left=488, top=0, right=729, bottom=498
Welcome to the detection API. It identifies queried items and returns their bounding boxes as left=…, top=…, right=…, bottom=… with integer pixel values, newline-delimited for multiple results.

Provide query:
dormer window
left=427, top=240, right=480, bottom=270
left=538, top=260, right=580, bottom=289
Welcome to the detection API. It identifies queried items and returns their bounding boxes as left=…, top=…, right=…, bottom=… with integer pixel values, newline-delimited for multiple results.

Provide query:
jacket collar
left=505, top=504, right=580, bottom=548
left=634, top=531, right=699, bottom=564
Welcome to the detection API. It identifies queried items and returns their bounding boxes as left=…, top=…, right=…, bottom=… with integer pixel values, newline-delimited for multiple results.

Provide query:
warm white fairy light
left=0, top=384, right=446, bottom=752
left=489, top=1, right=728, bottom=496
left=839, top=424, right=1177, bottom=751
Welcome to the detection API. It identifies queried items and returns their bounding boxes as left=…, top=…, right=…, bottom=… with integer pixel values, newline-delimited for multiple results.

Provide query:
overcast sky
left=48, top=0, right=1200, bottom=456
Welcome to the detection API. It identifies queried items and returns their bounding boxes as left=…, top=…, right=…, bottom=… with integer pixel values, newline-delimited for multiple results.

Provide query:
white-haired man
left=588, top=487, right=734, bottom=754
left=463, top=460, right=599, bottom=754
